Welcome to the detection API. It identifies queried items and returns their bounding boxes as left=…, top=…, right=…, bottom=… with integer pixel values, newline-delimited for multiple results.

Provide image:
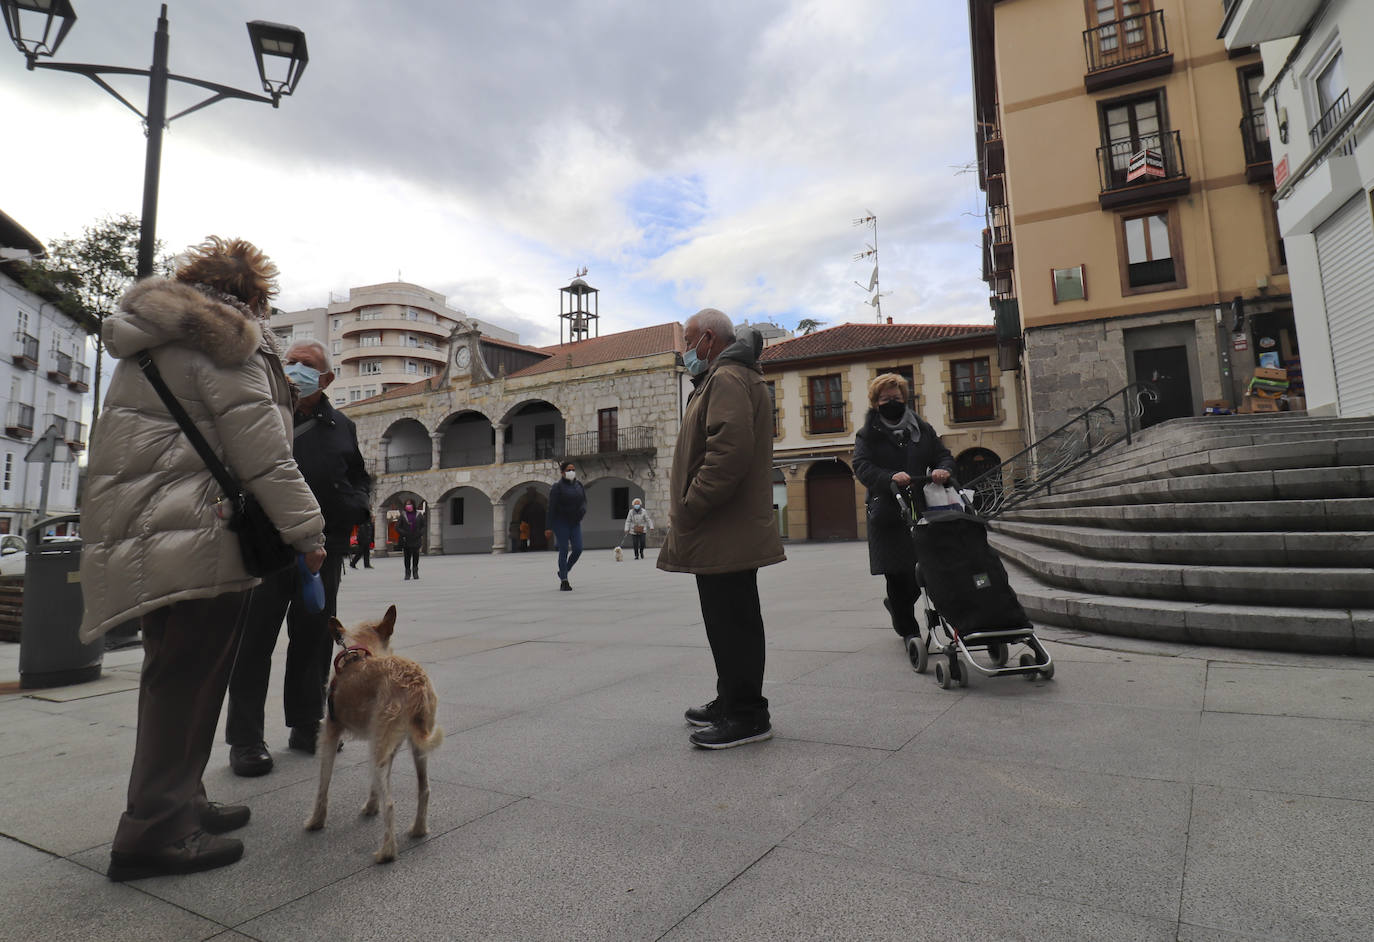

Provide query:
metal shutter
left=1315, top=194, right=1374, bottom=416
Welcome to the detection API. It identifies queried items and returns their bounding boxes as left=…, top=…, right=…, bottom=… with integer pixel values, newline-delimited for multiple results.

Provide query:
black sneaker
left=229, top=743, right=273, bottom=777
left=559, top=580, right=572, bottom=591
left=684, top=699, right=723, bottom=728
left=107, top=830, right=243, bottom=881
left=200, top=802, right=250, bottom=834
left=689, top=719, right=773, bottom=750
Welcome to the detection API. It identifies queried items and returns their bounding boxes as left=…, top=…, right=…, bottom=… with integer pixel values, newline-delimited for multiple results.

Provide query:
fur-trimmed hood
left=104, top=277, right=266, bottom=369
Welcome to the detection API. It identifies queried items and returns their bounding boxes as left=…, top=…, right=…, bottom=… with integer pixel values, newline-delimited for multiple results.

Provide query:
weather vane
left=574, top=265, right=588, bottom=278
left=852, top=211, right=887, bottom=323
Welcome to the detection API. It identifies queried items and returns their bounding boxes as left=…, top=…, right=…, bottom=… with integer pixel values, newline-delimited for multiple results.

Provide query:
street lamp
left=0, top=1, right=308, bottom=277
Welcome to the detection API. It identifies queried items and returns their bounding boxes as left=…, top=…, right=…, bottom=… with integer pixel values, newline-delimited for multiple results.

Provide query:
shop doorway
left=1133, top=345, right=1193, bottom=428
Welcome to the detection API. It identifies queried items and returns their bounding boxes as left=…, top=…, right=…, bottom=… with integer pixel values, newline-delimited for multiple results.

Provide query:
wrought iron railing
left=65, top=420, right=86, bottom=448
left=504, top=439, right=561, bottom=462
left=802, top=402, right=847, bottom=434
left=438, top=447, right=496, bottom=469
left=11, top=332, right=37, bottom=366
left=563, top=425, right=655, bottom=457
left=964, top=382, right=1158, bottom=518
left=384, top=451, right=431, bottom=473
left=1240, top=112, right=1271, bottom=168
left=950, top=387, right=998, bottom=423
left=1083, top=10, right=1168, bottom=74
left=1097, top=130, right=1186, bottom=193
left=68, top=360, right=90, bottom=391
left=49, top=351, right=72, bottom=382
left=1310, top=90, right=1350, bottom=149
left=5, top=402, right=33, bottom=435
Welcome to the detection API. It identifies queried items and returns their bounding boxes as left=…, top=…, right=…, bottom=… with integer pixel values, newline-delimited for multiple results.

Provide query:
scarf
left=878, top=408, right=922, bottom=443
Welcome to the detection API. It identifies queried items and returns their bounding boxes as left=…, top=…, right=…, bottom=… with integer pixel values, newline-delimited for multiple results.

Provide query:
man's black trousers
left=226, top=547, right=345, bottom=744
left=695, top=568, right=769, bottom=726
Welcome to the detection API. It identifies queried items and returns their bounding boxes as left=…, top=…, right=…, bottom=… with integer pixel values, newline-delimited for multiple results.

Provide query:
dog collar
left=333, top=645, right=372, bottom=672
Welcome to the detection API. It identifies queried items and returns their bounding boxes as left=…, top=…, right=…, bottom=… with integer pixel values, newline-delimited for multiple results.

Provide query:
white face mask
left=564, top=470, right=576, bottom=481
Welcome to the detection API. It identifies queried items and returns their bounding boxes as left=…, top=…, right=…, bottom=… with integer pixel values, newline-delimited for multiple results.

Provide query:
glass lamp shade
left=246, top=19, right=307, bottom=99
left=0, top=0, right=76, bottom=61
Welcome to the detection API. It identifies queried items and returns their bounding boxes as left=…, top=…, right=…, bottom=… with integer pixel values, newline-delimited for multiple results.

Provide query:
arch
left=501, top=481, right=552, bottom=552
left=500, top=399, right=565, bottom=464
left=805, top=459, right=858, bottom=541
left=436, top=485, right=493, bottom=554
left=381, top=418, right=432, bottom=473
left=956, top=446, right=1003, bottom=514
left=380, top=490, right=429, bottom=551
left=581, top=476, right=646, bottom=549
left=437, top=410, right=495, bottom=468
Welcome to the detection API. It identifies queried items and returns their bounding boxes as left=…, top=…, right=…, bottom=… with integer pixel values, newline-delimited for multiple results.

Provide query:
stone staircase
left=986, top=413, right=1374, bottom=654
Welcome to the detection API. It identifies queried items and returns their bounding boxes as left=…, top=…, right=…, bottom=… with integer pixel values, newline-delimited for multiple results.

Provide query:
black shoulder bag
left=136, top=350, right=296, bottom=577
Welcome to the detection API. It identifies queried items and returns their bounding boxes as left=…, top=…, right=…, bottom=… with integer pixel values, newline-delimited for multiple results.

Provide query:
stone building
left=760, top=322, right=1027, bottom=542
left=344, top=306, right=688, bottom=558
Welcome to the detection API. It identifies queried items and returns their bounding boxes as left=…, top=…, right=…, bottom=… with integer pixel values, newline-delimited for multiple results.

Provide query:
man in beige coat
left=658, top=309, right=785, bottom=749
left=80, top=238, right=325, bottom=880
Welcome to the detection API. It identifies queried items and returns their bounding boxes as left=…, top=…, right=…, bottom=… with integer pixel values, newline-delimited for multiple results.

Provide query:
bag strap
left=135, top=350, right=245, bottom=501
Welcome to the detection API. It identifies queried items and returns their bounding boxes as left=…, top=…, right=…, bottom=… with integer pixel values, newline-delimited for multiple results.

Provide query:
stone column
left=431, top=432, right=443, bottom=470
left=491, top=496, right=508, bottom=554
left=492, top=421, right=505, bottom=465
left=426, top=500, right=442, bottom=555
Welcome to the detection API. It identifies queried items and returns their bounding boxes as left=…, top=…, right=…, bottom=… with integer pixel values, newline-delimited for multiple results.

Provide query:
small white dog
left=614, top=546, right=624, bottom=562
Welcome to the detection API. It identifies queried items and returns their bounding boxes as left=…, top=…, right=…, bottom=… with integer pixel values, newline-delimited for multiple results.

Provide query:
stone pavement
left=1, top=541, right=1372, bottom=942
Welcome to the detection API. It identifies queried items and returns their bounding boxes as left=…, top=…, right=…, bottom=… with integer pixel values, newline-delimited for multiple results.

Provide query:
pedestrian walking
left=78, top=236, right=326, bottom=880
left=225, top=338, right=372, bottom=776
left=396, top=500, right=426, bottom=580
left=545, top=460, right=586, bottom=590
left=659, top=310, right=785, bottom=749
left=852, top=372, right=955, bottom=640
left=349, top=515, right=374, bottom=569
left=518, top=519, right=531, bottom=551
left=623, top=499, right=654, bottom=559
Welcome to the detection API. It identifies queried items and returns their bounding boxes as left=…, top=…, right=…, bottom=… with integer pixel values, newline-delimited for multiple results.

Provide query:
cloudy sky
left=1, top=0, right=989, bottom=347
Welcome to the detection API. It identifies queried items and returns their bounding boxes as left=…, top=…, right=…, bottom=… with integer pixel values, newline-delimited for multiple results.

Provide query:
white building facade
left=1222, top=0, right=1374, bottom=416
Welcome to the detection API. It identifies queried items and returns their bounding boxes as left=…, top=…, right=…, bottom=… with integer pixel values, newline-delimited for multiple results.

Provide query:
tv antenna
left=852, top=211, right=887, bottom=322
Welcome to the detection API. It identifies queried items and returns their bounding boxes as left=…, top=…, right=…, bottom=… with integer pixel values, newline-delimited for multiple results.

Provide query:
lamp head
left=247, top=19, right=308, bottom=105
left=1, top=0, right=76, bottom=65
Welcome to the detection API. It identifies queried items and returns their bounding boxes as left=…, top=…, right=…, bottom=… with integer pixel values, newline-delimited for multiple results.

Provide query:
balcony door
left=807, top=374, right=845, bottom=434
left=951, top=358, right=994, bottom=423
left=597, top=407, right=618, bottom=453
left=1103, top=93, right=1163, bottom=187
left=1090, top=0, right=1148, bottom=64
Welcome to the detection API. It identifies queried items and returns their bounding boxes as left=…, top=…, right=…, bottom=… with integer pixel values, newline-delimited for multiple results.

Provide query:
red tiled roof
left=348, top=377, right=439, bottom=407
left=510, top=322, right=685, bottom=377
left=759, top=323, right=994, bottom=363
left=480, top=334, right=547, bottom=355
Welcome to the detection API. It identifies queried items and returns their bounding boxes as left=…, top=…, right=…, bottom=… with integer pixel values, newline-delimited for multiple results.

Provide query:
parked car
left=0, top=532, right=78, bottom=578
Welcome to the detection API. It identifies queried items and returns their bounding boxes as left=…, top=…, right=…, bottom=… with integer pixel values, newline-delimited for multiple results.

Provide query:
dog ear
left=328, top=616, right=346, bottom=646
left=379, top=604, right=397, bottom=641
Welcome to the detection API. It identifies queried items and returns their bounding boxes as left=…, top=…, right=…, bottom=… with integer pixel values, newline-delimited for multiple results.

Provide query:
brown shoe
left=107, top=830, right=243, bottom=881
left=200, top=801, right=250, bottom=834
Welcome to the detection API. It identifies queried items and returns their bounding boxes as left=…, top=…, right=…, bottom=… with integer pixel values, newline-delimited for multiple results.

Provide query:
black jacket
left=852, top=408, right=955, bottom=575
left=395, top=510, right=425, bottom=549
left=292, top=399, right=372, bottom=550
left=546, top=478, right=587, bottom=529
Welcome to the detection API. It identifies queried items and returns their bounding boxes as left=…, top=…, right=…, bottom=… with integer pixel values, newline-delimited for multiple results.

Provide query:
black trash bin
left=18, top=513, right=103, bottom=689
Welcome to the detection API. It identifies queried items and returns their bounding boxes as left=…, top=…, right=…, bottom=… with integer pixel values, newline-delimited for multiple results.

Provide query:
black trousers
left=695, top=569, right=769, bottom=726
left=226, top=547, right=345, bottom=744
left=403, top=546, right=420, bottom=576
left=884, top=569, right=920, bottom=637
left=631, top=532, right=646, bottom=558
left=114, top=590, right=250, bottom=853
left=350, top=545, right=371, bottom=566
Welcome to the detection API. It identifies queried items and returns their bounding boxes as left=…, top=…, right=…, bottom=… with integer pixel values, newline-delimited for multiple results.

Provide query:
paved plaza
left=1, top=541, right=1372, bottom=941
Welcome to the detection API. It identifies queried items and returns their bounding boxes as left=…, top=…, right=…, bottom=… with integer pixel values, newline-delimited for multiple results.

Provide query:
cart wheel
left=955, top=659, right=969, bottom=687
left=1039, top=661, right=1055, bottom=681
left=1019, top=653, right=1038, bottom=679
left=906, top=634, right=929, bottom=674
left=935, top=660, right=953, bottom=689
left=989, top=643, right=1008, bottom=668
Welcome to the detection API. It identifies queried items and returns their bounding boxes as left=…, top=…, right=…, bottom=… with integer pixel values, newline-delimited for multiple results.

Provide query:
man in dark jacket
left=225, top=339, right=371, bottom=776
left=853, top=372, right=955, bottom=640
left=659, top=310, right=785, bottom=749
left=545, top=461, right=587, bottom=590
left=349, top=516, right=374, bottom=569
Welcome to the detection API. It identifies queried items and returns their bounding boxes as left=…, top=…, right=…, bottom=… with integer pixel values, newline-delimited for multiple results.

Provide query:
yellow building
left=971, top=0, right=1295, bottom=438
left=760, top=323, right=1027, bottom=542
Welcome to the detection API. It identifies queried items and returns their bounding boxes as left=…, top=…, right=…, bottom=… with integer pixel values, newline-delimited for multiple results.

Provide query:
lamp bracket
left=30, top=60, right=274, bottom=126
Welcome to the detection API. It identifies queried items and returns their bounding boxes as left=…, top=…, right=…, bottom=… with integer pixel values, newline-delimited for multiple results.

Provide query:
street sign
left=24, top=425, right=70, bottom=464
left=1127, top=148, right=1166, bottom=182
left=1273, top=156, right=1289, bottom=187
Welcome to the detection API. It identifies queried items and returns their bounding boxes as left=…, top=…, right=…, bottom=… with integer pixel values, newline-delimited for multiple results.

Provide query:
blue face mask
left=682, top=335, right=709, bottom=376
left=285, top=362, right=321, bottom=397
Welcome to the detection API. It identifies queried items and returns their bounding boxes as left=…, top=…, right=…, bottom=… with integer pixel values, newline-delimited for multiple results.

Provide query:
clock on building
left=454, top=345, right=470, bottom=370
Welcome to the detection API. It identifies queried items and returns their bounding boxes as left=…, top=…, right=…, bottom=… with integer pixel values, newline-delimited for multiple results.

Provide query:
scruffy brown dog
left=304, top=605, right=443, bottom=863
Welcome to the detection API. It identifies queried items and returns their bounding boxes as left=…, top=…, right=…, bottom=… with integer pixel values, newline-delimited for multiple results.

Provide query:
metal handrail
left=384, top=452, right=431, bottom=473
left=1083, top=9, right=1168, bottom=73
left=1096, top=130, right=1186, bottom=193
left=563, top=425, right=655, bottom=457
left=1309, top=90, right=1350, bottom=149
left=1240, top=112, right=1271, bottom=166
left=963, top=382, right=1158, bottom=518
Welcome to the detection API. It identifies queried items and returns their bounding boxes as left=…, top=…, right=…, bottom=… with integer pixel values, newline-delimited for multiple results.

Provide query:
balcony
left=1096, top=130, right=1190, bottom=210
left=338, top=316, right=449, bottom=340
left=562, top=426, right=655, bottom=459
left=989, top=224, right=1014, bottom=273
left=802, top=401, right=847, bottom=435
left=980, top=121, right=1004, bottom=177
left=384, top=452, right=432, bottom=473
left=68, top=361, right=90, bottom=392
left=5, top=403, right=33, bottom=438
left=1310, top=90, right=1355, bottom=158
left=950, top=388, right=998, bottom=424
left=11, top=332, right=37, bottom=370
left=64, top=420, right=86, bottom=452
left=1240, top=113, right=1273, bottom=183
left=1220, top=0, right=1322, bottom=48
left=47, top=352, right=72, bottom=384
left=504, top=439, right=561, bottom=462
left=339, top=343, right=446, bottom=365
left=438, top=447, right=496, bottom=470
left=1084, top=10, right=1172, bottom=93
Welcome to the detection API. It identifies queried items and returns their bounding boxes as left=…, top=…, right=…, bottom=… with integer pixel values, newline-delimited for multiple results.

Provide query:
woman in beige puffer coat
left=81, top=237, right=325, bottom=881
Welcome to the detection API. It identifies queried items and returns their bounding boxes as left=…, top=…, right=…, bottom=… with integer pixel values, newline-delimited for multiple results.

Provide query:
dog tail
left=413, top=720, right=444, bottom=753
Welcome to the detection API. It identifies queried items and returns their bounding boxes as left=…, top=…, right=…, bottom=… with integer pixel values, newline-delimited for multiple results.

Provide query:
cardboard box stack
left=1240, top=366, right=1287, bottom=413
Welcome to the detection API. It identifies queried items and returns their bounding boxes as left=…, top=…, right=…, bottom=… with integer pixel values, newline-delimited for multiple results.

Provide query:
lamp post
left=1, top=1, right=309, bottom=277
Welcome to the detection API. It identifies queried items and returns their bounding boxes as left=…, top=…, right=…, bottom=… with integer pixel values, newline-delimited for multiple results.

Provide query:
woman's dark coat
left=395, top=511, right=425, bottom=549
left=545, top=479, right=587, bottom=530
left=852, top=408, right=955, bottom=575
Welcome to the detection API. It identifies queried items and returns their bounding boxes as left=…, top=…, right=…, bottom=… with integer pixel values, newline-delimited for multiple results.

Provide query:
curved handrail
left=964, top=382, right=1158, bottom=518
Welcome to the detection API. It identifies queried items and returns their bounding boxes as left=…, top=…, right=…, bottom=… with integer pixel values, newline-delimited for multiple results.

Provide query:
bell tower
left=559, top=268, right=599, bottom=344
